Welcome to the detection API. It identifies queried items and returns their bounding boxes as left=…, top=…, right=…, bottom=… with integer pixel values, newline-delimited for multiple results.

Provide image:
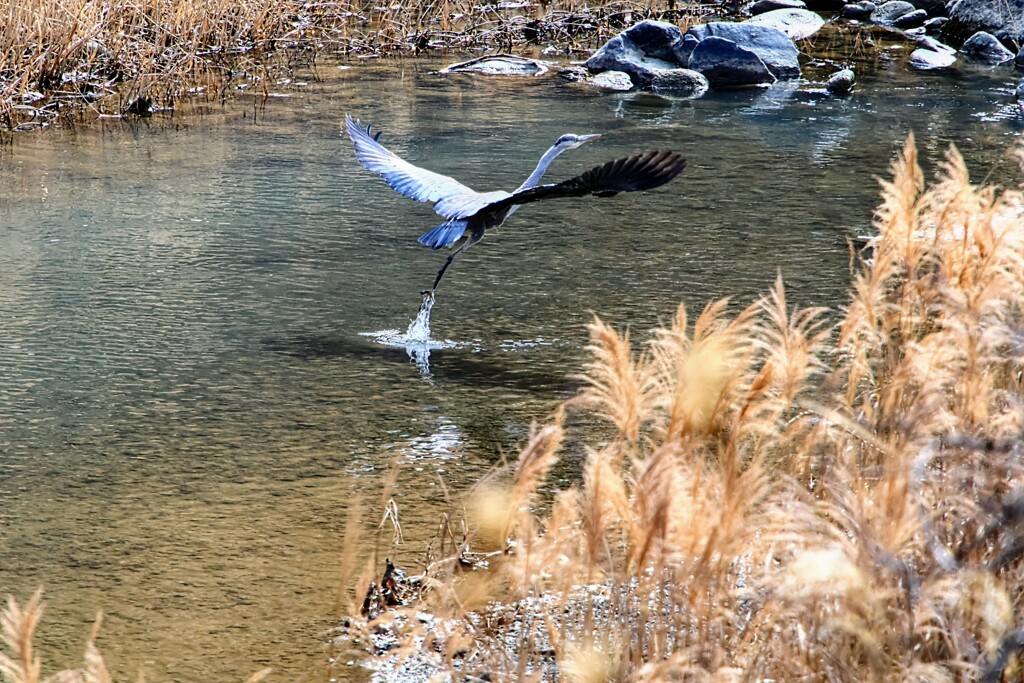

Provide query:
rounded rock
left=748, top=0, right=807, bottom=15
left=587, top=70, right=635, bottom=90
left=686, top=22, right=801, bottom=78
left=841, top=1, right=877, bottom=20
left=558, top=66, right=589, bottom=82
left=892, top=8, right=928, bottom=28
left=688, top=36, right=778, bottom=87
left=440, top=54, right=548, bottom=76
left=959, top=31, right=1014, bottom=64
left=744, top=8, right=826, bottom=40
left=825, top=67, right=856, bottom=94
left=870, top=0, right=916, bottom=26
left=908, top=47, right=957, bottom=69
left=649, top=68, right=711, bottom=96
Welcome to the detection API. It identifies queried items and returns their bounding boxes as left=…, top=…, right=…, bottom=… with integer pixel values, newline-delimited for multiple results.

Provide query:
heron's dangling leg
left=431, top=253, right=457, bottom=292
left=424, top=231, right=482, bottom=294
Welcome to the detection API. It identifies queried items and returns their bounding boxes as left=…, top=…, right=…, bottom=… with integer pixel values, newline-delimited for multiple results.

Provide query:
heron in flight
left=345, top=114, right=685, bottom=293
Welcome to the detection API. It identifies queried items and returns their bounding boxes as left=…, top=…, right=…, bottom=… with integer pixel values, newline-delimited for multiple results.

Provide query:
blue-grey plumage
left=345, top=113, right=683, bottom=293
left=418, top=220, right=470, bottom=250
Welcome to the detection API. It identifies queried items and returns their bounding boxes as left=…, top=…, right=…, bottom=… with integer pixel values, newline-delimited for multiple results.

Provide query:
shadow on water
left=261, top=332, right=581, bottom=394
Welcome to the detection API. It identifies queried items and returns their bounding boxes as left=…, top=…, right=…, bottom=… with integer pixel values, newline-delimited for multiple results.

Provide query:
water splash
left=404, top=291, right=434, bottom=343
left=362, top=292, right=469, bottom=375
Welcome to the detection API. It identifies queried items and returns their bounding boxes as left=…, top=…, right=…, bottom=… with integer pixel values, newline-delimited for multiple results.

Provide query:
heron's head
left=553, top=133, right=602, bottom=152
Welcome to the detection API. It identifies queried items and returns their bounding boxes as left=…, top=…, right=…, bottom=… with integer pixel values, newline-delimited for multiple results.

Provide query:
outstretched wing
left=482, top=150, right=686, bottom=216
left=345, top=114, right=483, bottom=217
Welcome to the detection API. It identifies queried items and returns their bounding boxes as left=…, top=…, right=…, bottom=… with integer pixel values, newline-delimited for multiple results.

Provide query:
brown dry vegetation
left=0, top=590, right=273, bottom=683
left=342, top=134, right=1024, bottom=682
left=0, top=0, right=705, bottom=132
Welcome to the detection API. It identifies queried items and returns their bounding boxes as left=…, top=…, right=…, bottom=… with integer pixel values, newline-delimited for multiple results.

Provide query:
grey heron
left=345, top=114, right=686, bottom=293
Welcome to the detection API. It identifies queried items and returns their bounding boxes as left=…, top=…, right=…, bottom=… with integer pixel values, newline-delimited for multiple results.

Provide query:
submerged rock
left=748, top=0, right=807, bottom=15
left=959, top=31, right=1014, bottom=64
left=909, top=47, right=957, bottom=69
left=440, top=54, right=548, bottom=76
left=686, top=22, right=801, bottom=78
left=841, top=1, right=876, bottom=20
left=587, top=70, right=635, bottom=90
left=944, top=0, right=1024, bottom=46
left=557, top=66, right=588, bottom=82
left=870, top=0, right=917, bottom=26
left=688, top=36, right=778, bottom=87
left=826, top=67, right=856, bottom=94
left=744, top=8, right=825, bottom=39
left=650, top=68, right=711, bottom=96
left=1017, top=46, right=1024, bottom=70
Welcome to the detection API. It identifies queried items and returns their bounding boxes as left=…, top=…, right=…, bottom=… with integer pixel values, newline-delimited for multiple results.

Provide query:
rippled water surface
left=1, top=51, right=1022, bottom=682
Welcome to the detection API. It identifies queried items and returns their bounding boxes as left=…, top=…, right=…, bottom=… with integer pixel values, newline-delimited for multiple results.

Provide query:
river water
left=0, top=48, right=1021, bottom=682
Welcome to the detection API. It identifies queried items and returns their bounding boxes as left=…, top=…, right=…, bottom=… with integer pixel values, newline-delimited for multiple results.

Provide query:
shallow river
left=0, top=49, right=1022, bottom=682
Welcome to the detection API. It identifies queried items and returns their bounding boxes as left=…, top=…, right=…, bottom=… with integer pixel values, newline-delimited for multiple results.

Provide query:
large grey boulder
left=870, top=1, right=917, bottom=26
left=944, top=0, right=1024, bottom=46
left=744, top=8, right=825, bottom=39
left=619, top=20, right=690, bottom=63
left=688, top=36, right=778, bottom=87
left=584, top=20, right=689, bottom=87
left=585, top=38, right=678, bottom=86
left=686, top=22, right=801, bottom=78
left=650, top=69, right=711, bottom=96
left=1017, top=45, right=1024, bottom=70
left=958, top=31, right=1014, bottom=64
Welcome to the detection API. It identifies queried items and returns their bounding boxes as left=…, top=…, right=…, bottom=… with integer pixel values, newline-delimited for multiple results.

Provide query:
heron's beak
left=579, top=134, right=602, bottom=144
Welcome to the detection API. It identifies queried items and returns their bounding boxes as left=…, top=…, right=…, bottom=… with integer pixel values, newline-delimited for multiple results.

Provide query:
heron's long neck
left=514, top=145, right=563, bottom=193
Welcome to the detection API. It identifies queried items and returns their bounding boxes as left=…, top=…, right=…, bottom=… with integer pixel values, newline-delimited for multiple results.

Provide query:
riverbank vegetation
left=341, top=135, right=1024, bottom=681
left=0, top=0, right=702, bottom=132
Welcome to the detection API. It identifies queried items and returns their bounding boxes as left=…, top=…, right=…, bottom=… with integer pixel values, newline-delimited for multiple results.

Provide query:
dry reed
left=0, top=589, right=273, bottom=683
left=350, top=134, right=1024, bottom=682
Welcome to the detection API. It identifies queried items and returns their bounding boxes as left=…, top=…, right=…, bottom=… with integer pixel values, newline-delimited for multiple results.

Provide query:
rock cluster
left=582, top=13, right=823, bottom=94
left=577, top=0, right=1023, bottom=96
left=833, top=0, right=1023, bottom=72
left=444, top=0, right=1024, bottom=107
